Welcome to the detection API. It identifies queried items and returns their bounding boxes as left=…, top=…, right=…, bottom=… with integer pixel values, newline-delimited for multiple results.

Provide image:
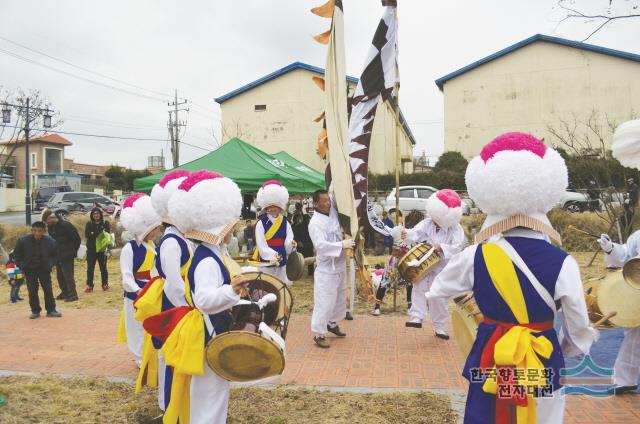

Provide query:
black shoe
left=345, top=311, right=353, bottom=321
left=435, top=331, right=450, bottom=340
left=17, top=296, right=24, bottom=301
left=405, top=321, right=422, bottom=328
left=614, top=385, right=638, bottom=395
left=407, top=302, right=412, bottom=309
left=327, top=325, right=346, bottom=337
left=64, top=296, right=79, bottom=302
left=29, top=312, right=41, bottom=319
left=56, top=293, right=67, bottom=300
left=46, top=310, right=62, bottom=318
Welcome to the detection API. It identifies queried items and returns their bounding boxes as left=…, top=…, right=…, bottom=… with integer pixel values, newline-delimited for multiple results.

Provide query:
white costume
left=253, top=180, right=295, bottom=286
left=118, top=193, right=161, bottom=366
left=427, top=132, right=597, bottom=423
left=405, top=218, right=464, bottom=331
left=309, top=201, right=347, bottom=337
left=601, top=231, right=640, bottom=389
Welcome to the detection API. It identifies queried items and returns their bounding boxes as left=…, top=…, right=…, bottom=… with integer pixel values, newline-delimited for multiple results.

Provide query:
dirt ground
left=0, top=251, right=608, bottom=315
left=0, top=375, right=456, bottom=424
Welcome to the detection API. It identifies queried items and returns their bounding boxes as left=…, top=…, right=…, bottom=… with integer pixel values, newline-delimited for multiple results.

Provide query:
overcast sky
left=1, top=0, right=638, bottom=169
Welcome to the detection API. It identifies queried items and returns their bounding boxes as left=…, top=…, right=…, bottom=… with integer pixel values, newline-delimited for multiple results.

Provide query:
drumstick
left=594, top=311, right=617, bottom=327
left=567, top=225, right=601, bottom=239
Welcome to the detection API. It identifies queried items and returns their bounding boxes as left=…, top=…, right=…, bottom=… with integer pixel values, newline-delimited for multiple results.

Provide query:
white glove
left=342, top=239, right=355, bottom=249
left=598, top=234, right=613, bottom=253
left=257, top=293, right=277, bottom=310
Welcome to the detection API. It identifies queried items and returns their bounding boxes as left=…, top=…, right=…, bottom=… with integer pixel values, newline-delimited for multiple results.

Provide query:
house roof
left=435, top=34, right=640, bottom=91
left=0, top=133, right=73, bottom=146
left=214, top=62, right=359, bottom=104
left=215, top=61, right=416, bottom=145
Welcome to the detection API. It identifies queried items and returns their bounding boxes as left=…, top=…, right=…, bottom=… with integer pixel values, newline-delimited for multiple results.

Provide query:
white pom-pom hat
left=256, top=180, right=289, bottom=211
left=120, top=193, right=162, bottom=242
left=150, top=170, right=190, bottom=224
left=425, top=189, right=462, bottom=229
left=168, top=170, right=242, bottom=243
left=466, top=132, right=567, bottom=243
left=612, top=119, right=640, bottom=169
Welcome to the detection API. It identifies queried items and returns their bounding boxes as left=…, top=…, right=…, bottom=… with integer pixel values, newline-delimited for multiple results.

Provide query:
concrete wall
left=4, top=142, right=66, bottom=186
left=219, top=68, right=414, bottom=174
left=0, top=188, right=26, bottom=212
left=441, top=41, right=640, bottom=158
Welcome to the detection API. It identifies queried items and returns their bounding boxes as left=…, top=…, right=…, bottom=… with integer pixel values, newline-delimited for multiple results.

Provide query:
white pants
left=408, top=276, right=449, bottom=332
left=614, top=327, right=640, bottom=387
left=262, top=265, right=291, bottom=287
left=536, top=389, right=565, bottom=424
left=190, top=362, right=231, bottom=424
left=157, top=352, right=166, bottom=411
left=123, top=298, right=143, bottom=363
left=311, top=270, right=346, bottom=336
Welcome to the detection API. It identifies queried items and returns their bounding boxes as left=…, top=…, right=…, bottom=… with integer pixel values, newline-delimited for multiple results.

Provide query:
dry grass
left=0, top=375, right=457, bottom=424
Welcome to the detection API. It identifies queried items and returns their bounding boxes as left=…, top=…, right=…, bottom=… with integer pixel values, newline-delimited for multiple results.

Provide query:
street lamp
left=1, top=105, right=10, bottom=124
left=43, top=108, right=52, bottom=129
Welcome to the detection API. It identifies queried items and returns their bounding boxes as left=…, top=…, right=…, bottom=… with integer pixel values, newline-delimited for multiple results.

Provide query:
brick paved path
left=0, top=307, right=638, bottom=423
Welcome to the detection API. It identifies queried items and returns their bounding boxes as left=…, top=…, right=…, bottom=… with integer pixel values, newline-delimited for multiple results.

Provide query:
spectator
left=6, top=252, right=24, bottom=303
left=293, top=209, right=314, bottom=275
left=624, top=177, right=639, bottom=233
left=84, top=207, right=111, bottom=293
left=244, top=219, right=256, bottom=253
left=292, top=202, right=305, bottom=227
left=13, top=221, right=61, bottom=318
left=46, top=211, right=81, bottom=302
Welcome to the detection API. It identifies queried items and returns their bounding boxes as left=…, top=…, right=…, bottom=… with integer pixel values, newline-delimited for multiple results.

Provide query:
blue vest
left=124, top=240, right=153, bottom=301
left=463, top=237, right=568, bottom=424
left=259, top=215, right=288, bottom=267
left=187, top=245, right=233, bottom=343
left=155, top=232, right=190, bottom=311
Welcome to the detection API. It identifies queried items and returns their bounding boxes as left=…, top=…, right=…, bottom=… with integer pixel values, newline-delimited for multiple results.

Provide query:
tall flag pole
left=348, top=0, right=398, bottom=237
left=312, top=0, right=359, bottom=316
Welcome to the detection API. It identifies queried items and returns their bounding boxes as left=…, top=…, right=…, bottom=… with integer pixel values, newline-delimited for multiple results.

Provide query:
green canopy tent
left=272, top=151, right=326, bottom=182
left=133, top=138, right=325, bottom=193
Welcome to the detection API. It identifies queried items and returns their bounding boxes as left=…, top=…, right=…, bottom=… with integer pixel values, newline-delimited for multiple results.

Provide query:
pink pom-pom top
left=436, top=189, right=461, bottom=208
left=262, top=180, right=283, bottom=188
left=178, top=170, right=223, bottom=192
left=158, top=170, right=190, bottom=188
left=480, top=132, right=546, bottom=163
left=123, top=193, right=146, bottom=209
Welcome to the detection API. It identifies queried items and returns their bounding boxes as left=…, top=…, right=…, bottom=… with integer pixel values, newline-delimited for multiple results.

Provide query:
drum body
left=397, top=243, right=441, bottom=284
left=205, top=271, right=293, bottom=382
left=451, top=293, right=484, bottom=358
left=584, top=269, right=640, bottom=328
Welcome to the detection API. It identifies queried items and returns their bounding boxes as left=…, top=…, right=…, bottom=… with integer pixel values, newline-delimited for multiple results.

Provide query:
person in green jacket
left=84, top=207, right=111, bottom=292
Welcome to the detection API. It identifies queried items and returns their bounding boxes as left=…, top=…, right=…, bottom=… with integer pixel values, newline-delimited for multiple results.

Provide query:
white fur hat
left=612, top=119, right=640, bottom=169
left=426, top=189, right=462, bottom=229
left=168, top=170, right=242, bottom=240
left=120, top=193, right=162, bottom=242
left=150, top=170, right=190, bottom=223
left=466, top=132, right=567, bottom=229
left=256, top=180, right=289, bottom=210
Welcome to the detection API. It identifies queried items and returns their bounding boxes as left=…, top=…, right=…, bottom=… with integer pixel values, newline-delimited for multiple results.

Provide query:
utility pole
left=167, top=90, right=188, bottom=168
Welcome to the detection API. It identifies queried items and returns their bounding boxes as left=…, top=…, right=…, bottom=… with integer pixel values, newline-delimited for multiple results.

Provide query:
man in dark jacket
left=46, top=212, right=81, bottom=301
left=13, top=221, right=61, bottom=318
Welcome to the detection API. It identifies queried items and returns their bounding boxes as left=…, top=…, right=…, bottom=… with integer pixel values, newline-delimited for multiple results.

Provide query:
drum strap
left=494, top=238, right=557, bottom=316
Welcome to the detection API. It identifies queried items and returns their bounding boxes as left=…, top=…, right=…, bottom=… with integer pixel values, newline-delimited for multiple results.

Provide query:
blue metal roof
left=435, top=34, right=640, bottom=91
left=214, top=62, right=359, bottom=104
left=214, top=61, right=416, bottom=145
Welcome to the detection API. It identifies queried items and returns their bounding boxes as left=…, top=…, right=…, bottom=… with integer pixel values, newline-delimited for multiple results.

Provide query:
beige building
left=215, top=62, right=415, bottom=174
left=436, top=34, right=640, bottom=158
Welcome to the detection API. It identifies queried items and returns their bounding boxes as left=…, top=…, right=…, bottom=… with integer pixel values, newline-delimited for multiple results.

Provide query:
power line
left=0, top=47, right=166, bottom=102
left=1, top=124, right=166, bottom=141
left=0, top=35, right=172, bottom=98
left=63, top=116, right=166, bottom=132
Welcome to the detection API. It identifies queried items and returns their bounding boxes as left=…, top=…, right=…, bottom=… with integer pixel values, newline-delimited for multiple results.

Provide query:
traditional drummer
left=149, top=170, right=247, bottom=424
left=251, top=180, right=297, bottom=286
left=427, top=132, right=598, bottom=423
left=402, top=189, right=465, bottom=339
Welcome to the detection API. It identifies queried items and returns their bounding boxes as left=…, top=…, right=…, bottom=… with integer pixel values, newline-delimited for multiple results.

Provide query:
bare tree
left=555, top=0, right=640, bottom=41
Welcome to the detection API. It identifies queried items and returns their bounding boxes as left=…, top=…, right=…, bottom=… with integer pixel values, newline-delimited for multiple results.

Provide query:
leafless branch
left=556, top=0, right=640, bottom=41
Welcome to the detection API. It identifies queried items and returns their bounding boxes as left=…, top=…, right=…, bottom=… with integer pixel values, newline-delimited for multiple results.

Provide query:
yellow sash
left=250, top=215, right=284, bottom=263
left=117, top=309, right=127, bottom=343
left=481, top=243, right=554, bottom=424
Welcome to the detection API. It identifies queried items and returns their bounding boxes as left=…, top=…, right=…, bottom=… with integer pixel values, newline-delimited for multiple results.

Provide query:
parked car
left=47, top=192, right=119, bottom=217
left=557, top=191, right=591, bottom=213
left=384, top=185, right=438, bottom=215
left=32, top=185, right=72, bottom=211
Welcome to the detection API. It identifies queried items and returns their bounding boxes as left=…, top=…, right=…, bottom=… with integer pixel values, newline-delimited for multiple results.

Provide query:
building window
left=254, top=104, right=267, bottom=112
left=30, top=153, right=37, bottom=169
left=44, top=148, right=63, bottom=173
